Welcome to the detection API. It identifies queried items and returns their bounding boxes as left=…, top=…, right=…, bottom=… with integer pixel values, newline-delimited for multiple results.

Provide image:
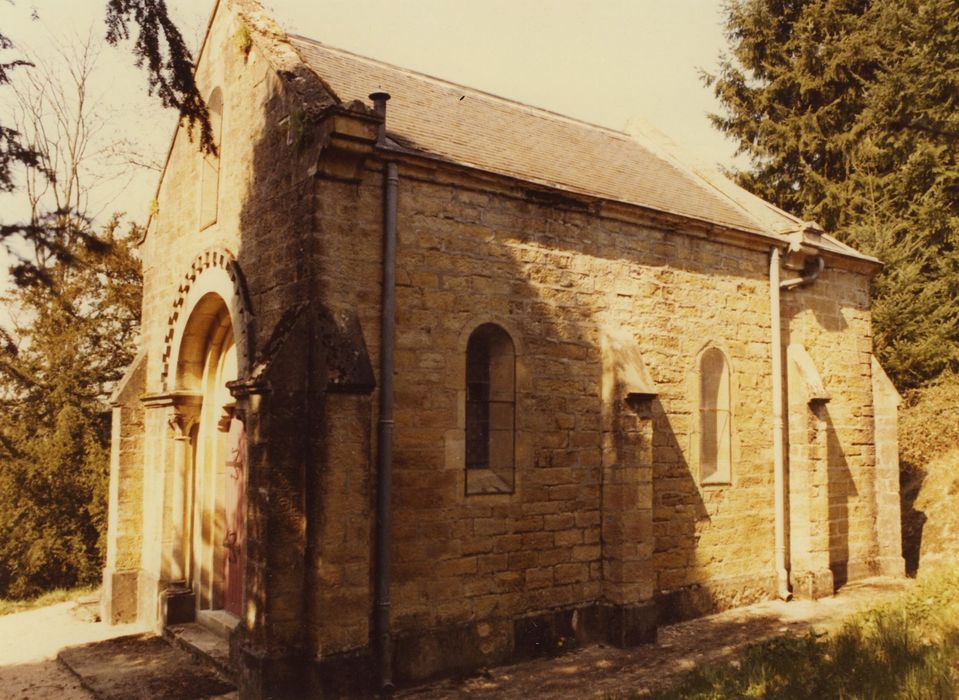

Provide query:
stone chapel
left=101, top=0, right=906, bottom=696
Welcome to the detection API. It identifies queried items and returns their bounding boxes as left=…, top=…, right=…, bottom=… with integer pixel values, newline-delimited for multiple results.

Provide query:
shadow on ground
left=900, top=459, right=927, bottom=576
left=58, top=633, right=234, bottom=700
left=396, top=578, right=909, bottom=699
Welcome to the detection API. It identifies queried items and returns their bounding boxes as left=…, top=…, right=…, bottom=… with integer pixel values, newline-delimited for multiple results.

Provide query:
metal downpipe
left=372, top=92, right=397, bottom=694
left=770, top=242, right=824, bottom=601
left=769, top=246, right=791, bottom=600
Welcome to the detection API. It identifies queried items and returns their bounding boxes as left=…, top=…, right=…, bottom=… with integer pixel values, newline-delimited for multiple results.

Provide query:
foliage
left=0, top=217, right=142, bottom=598
left=1, top=1, right=210, bottom=279
left=634, top=564, right=959, bottom=699
left=0, top=0, right=187, bottom=599
left=0, top=24, right=146, bottom=598
left=706, top=0, right=959, bottom=390
left=234, top=23, right=253, bottom=58
left=0, top=584, right=98, bottom=617
left=105, top=0, right=214, bottom=154
left=0, top=32, right=45, bottom=195
left=899, top=372, right=959, bottom=469
left=897, top=374, right=959, bottom=572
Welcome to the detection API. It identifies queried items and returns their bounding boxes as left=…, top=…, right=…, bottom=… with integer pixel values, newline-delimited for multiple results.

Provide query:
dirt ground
left=399, top=576, right=911, bottom=699
left=0, top=577, right=910, bottom=699
left=0, top=600, right=140, bottom=699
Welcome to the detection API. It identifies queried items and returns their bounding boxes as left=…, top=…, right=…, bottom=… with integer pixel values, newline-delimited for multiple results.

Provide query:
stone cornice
left=367, top=146, right=882, bottom=276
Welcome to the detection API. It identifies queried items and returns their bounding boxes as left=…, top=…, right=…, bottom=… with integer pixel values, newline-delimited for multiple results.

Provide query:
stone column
left=601, top=393, right=657, bottom=645
left=140, top=390, right=202, bottom=626
left=787, top=344, right=833, bottom=599
left=168, top=406, right=200, bottom=583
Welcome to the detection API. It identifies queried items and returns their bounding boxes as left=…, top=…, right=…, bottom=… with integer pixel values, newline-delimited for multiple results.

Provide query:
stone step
left=165, top=622, right=235, bottom=684
left=197, top=609, right=241, bottom=638
left=60, top=632, right=236, bottom=699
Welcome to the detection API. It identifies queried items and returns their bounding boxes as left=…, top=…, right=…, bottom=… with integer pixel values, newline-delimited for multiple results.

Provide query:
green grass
left=633, top=565, right=959, bottom=699
left=0, top=585, right=98, bottom=617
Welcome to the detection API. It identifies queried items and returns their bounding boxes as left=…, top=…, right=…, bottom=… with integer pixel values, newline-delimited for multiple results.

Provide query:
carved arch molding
left=159, top=248, right=254, bottom=392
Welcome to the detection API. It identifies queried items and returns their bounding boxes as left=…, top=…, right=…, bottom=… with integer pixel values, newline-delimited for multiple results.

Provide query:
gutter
left=370, top=91, right=397, bottom=694
left=769, top=224, right=824, bottom=601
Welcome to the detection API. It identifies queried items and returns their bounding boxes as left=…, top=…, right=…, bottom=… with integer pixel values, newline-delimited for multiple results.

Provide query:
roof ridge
left=287, top=33, right=633, bottom=140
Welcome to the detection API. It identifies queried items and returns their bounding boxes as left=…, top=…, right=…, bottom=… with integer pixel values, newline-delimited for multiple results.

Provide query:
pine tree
left=0, top=218, right=141, bottom=598
left=707, top=0, right=959, bottom=389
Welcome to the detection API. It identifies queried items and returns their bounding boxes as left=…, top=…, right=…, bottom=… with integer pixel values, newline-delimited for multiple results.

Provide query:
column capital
left=141, top=389, right=203, bottom=409
left=168, top=408, right=200, bottom=439
left=142, top=390, right=202, bottom=438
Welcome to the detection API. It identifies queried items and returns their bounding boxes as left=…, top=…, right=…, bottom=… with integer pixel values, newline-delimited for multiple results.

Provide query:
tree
left=1, top=0, right=211, bottom=277
left=0, top=2, right=204, bottom=597
left=706, top=0, right=959, bottom=389
left=0, top=29, right=144, bottom=598
left=0, top=218, right=141, bottom=597
left=104, top=0, right=213, bottom=151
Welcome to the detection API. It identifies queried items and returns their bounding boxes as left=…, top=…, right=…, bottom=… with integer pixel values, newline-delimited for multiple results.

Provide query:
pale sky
left=266, top=0, right=739, bottom=161
left=0, top=0, right=741, bottom=292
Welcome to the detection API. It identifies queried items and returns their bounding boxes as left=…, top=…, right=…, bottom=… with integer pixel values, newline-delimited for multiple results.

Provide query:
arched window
left=465, top=324, right=515, bottom=495
left=699, top=347, right=731, bottom=484
left=200, top=88, right=223, bottom=229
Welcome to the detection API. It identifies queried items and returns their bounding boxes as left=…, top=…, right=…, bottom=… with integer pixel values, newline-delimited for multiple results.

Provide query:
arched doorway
left=175, top=292, right=245, bottom=620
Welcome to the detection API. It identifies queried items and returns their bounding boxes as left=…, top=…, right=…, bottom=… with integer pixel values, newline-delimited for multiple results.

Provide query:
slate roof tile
left=287, top=34, right=877, bottom=264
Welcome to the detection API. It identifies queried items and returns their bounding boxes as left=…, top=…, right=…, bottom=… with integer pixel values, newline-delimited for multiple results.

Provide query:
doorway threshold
left=197, top=609, right=240, bottom=639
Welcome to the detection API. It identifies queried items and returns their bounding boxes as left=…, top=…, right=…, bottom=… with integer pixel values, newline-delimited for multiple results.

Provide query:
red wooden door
left=223, top=416, right=246, bottom=617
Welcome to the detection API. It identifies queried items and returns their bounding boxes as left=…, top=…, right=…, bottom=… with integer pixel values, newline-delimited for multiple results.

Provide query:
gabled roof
left=289, top=35, right=769, bottom=235
left=192, top=1, right=876, bottom=265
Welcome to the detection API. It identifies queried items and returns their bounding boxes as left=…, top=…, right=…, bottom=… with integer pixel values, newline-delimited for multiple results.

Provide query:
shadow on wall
left=899, top=460, right=926, bottom=577
left=210, top=24, right=807, bottom=688
left=492, top=208, right=719, bottom=614
left=215, top=49, right=339, bottom=693
left=649, top=399, right=711, bottom=623
left=490, top=210, right=762, bottom=624
left=824, top=407, right=853, bottom=589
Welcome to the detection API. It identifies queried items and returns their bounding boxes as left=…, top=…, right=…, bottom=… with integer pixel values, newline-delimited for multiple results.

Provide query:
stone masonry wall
left=140, top=8, right=320, bottom=391
left=307, top=392, right=374, bottom=657
left=311, top=158, right=836, bottom=674
left=782, top=264, right=878, bottom=586
left=125, top=2, right=893, bottom=686
left=133, top=0, right=334, bottom=652
left=102, top=352, right=147, bottom=624
left=871, top=358, right=905, bottom=576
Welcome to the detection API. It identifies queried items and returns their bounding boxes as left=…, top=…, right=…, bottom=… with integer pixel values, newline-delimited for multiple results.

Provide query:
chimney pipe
left=369, top=91, right=390, bottom=144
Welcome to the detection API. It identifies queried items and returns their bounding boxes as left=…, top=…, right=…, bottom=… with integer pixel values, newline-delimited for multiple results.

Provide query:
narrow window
left=465, top=324, right=515, bottom=495
left=699, top=347, right=731, bottom=484
left=200, top=88, right=223, bottom=229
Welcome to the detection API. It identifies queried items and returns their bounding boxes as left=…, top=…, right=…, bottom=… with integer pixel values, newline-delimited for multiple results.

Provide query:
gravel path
left=0, top=601, right=141, bottom=699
